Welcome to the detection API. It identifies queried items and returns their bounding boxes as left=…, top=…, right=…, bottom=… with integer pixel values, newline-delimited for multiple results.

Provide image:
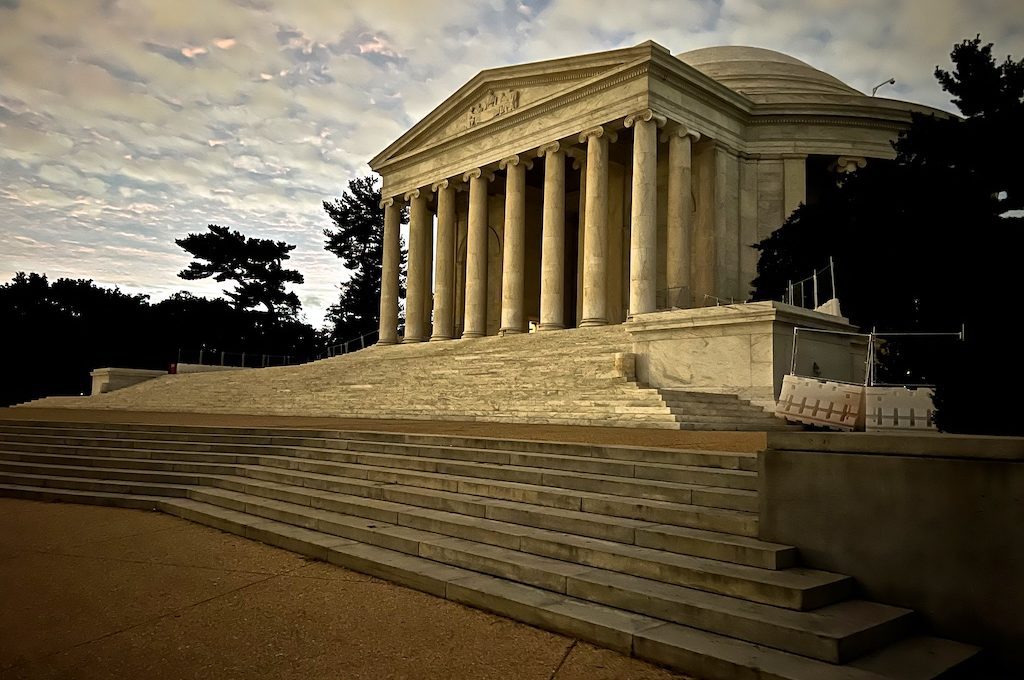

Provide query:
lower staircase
left=0, top=419, right=978, bottom=679
left=20, top=326, right=787, bottom=431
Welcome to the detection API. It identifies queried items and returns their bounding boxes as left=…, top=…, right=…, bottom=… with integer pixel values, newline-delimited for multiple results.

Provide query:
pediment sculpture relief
left=467, top=89, right=520, bottom=127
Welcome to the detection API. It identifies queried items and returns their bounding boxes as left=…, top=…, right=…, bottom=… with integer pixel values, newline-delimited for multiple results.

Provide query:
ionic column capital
left=836, top=156, right=867, bottom=173
left=579, top=126, right=617, bottom=144
left=536, top=141, right=562, bottom=157
left=431, top=178, right=450, bottom=192
left=499, top=154, right=534, bottom=171
left=660, top=124, right=701, bottom=143
left=379, top=196, right=396, bottom=209
left=462, top=168, right=495, bottom=183
left=624, top=109, right=667, bottom=129
left=566, top=147, right=586, bottom=170
left=403, top=188, right=421, bottom=202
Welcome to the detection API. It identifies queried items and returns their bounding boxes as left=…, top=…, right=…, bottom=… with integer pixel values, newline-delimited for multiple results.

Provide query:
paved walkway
left=0, top=499, right=693, bottom=680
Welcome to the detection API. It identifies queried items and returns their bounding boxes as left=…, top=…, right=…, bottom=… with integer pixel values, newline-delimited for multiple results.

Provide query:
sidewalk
left=0, top=499, right=692, bottom=680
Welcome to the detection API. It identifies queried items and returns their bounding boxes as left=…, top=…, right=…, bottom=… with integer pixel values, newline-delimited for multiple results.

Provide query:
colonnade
left=377, top=110, right=701, bottom=345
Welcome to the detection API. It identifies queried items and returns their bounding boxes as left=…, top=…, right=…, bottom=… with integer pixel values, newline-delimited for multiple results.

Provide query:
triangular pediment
left=370, top=43, right=666, bottom=170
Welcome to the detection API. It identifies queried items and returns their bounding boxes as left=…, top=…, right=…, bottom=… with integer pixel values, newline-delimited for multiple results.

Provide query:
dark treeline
left=0, top=273, right=321, bottom=407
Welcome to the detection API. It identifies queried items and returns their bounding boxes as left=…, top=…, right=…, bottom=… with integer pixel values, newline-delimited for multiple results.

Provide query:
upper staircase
left=20, top=326, right=787, bottom=431
left=0, top=419, right=979, bottom=679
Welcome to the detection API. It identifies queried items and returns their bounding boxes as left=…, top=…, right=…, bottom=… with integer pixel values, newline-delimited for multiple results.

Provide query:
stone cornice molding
left=579, top=126, right=618, bottom=144
left=536, top=141, right=562, bottom=157
left=623, top=109, right=667, bottom=129
left=660, top=124, right=701, bottom=143
left=499, top=154, right=534, bottom=171
left=462, top=168, right=495, bottom=183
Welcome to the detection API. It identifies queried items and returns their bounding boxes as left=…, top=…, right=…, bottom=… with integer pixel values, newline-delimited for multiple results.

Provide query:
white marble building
left=370, top=42, right=942, bottom=345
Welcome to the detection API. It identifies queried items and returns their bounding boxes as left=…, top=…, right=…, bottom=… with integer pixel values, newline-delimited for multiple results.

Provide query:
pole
left=813, top=268, right=819, bottom=308
left=199, top=348, right=204, bottom=365
left=829, top=256, right=836, bottom=300
left=790, top=327, right=799, bottom=375
left=787, top=280, right=793, bottom=305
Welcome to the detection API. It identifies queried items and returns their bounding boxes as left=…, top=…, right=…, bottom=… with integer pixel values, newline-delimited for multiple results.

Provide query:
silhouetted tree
left=176, top=224, right=305, bottom=321
left=751, top=36, right=1024, bottom=434
left=322, top=176, right=407, bottom=344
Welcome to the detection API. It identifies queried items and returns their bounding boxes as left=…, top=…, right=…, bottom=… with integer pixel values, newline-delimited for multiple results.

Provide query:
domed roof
left=675, top=46, right=863, bottom=102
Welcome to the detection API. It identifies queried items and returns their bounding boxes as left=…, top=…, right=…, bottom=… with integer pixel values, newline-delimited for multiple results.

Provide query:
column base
left=377, top=339, right=398, bottom=346
left=498, top=328, right=524, bottom=336
left=537, top=323, right=565, bottom=332
left=461, top=332, right=485, bottom=339
left=429, top=334, right=453, bottom=342
left=401, top=336, right=425, bottom=344
left=579, top=318, right=608, bottom=328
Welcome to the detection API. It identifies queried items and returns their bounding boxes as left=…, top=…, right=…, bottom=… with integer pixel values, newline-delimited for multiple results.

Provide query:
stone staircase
left=0, top=419, right=979, bottom=679
left=20, top=326, right=787, bottom=431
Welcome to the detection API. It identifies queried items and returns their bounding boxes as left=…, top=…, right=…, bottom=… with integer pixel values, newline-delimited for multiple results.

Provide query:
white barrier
left=775, top=374, right=864, bottom=431
left=864, top=386, right=937, bottom=431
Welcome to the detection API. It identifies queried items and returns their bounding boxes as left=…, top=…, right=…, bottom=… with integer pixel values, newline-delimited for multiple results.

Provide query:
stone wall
left=759, top=432, right=1024, bottom=669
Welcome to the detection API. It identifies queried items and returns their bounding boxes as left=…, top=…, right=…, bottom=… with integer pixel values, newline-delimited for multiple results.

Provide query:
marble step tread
left=0, top=456, right=756, bottom=535
left=0, top=422, right=760, bottom=469
left=0, top=445, right=758, bottom=521
left=0, top=484, right=979, bottom=679
left=178, top=486, right=848, bottom=611
left=0, top=452, right=755, bottom=541
left=0, top=433, right=757, bottom=481
left=0, top=456, right=784, bottom=569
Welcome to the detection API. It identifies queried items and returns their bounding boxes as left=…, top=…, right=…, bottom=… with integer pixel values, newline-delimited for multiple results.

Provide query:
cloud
left=0, top=0, right=1022, bottom=328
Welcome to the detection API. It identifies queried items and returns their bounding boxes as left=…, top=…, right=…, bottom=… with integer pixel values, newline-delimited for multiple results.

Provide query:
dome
left=675, top=46, right=863, bottom=101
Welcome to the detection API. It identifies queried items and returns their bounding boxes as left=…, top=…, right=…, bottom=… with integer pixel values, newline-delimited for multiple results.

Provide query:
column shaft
left=579, top=127, right=613, bottom=327
left=539, top=143, right=566, bottom=331
left=462, top=170, right=489, bottom=338
left=422, top=215, right=433, bottom=338
left=403, top=190, right=428, bottom=343
left=431, top=180, right=456, bottom=341
left=377, top=198, right=400, bottom=344
left=500, top=156, right=527, bottom=334
left=626, top=114, right=659, bottom=316
left=666, top=130, right=696, bottom=308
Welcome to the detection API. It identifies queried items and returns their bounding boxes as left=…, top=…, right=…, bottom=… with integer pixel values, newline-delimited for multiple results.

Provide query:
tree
left=176, top=224, right=305, bottom=321
left=751, top=36, right=1024, bottom=434
left=322, top=176, right=407, bottom=344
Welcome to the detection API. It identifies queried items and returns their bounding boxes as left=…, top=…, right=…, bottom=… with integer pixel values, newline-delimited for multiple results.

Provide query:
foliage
left=176, top=224, right=305, bottom=320
left=751, top=36, right=1024, bottom=434
left=322, top=176, right=407, bottom=345
left=0, top=274, right=322, bottom=407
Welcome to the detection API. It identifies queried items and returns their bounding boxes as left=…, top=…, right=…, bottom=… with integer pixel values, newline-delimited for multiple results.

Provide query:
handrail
left=326, top=328, right=380, bottom=358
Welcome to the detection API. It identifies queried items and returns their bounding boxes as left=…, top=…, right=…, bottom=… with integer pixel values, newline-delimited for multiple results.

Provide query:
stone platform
left=0, top=415, right=979, bottom=679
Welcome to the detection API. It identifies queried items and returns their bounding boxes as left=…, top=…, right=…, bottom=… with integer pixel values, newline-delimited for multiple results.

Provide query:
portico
left=372, top=41, right=936, bottom=344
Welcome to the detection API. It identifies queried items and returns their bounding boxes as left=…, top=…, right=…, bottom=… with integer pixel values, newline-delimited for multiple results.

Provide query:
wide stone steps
left=18, top=323, right=794, bottom=430
left=0, top=449, right=760, bottom=537
left=0, top=483, right=980, bottom=679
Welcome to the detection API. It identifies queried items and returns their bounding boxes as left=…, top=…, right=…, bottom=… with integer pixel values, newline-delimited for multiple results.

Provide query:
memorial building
left=370, top=42, right=939, bottom=344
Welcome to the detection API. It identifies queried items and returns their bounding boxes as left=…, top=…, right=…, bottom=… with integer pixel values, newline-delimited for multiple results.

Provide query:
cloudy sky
left=1, top=0, right=1021, bottom=327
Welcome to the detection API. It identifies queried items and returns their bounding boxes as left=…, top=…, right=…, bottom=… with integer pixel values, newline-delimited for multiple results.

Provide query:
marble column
left=664, top=126, right=700, bottom=309
left=499, top=155, right=529, bottom=335
left=462, top=168, right=492, bottom=339
left=377, top=197, right=401, bottom=345
left=538, top=142, right=565, bottom=331
left=430, top=179, right=456, bottom=341
left=422, top=210, right=433, bottom=339
left=624, top=109, right=664, bottom=317
left=783, top=154, right=806, bottom=217
left=579, top=125, right=616, bottom=327
left=403, top=189, right=429, bottom=343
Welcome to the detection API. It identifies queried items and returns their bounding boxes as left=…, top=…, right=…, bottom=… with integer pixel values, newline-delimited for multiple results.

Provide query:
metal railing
left=175, top=348, right=295, bottom=368
left=325, top=328, right=380, bottom=358
left=785, top=257, right=837, bottom=309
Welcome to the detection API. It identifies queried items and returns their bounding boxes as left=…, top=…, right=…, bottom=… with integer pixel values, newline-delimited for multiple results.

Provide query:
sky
left=1, top=0, right=1022, bottom=328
